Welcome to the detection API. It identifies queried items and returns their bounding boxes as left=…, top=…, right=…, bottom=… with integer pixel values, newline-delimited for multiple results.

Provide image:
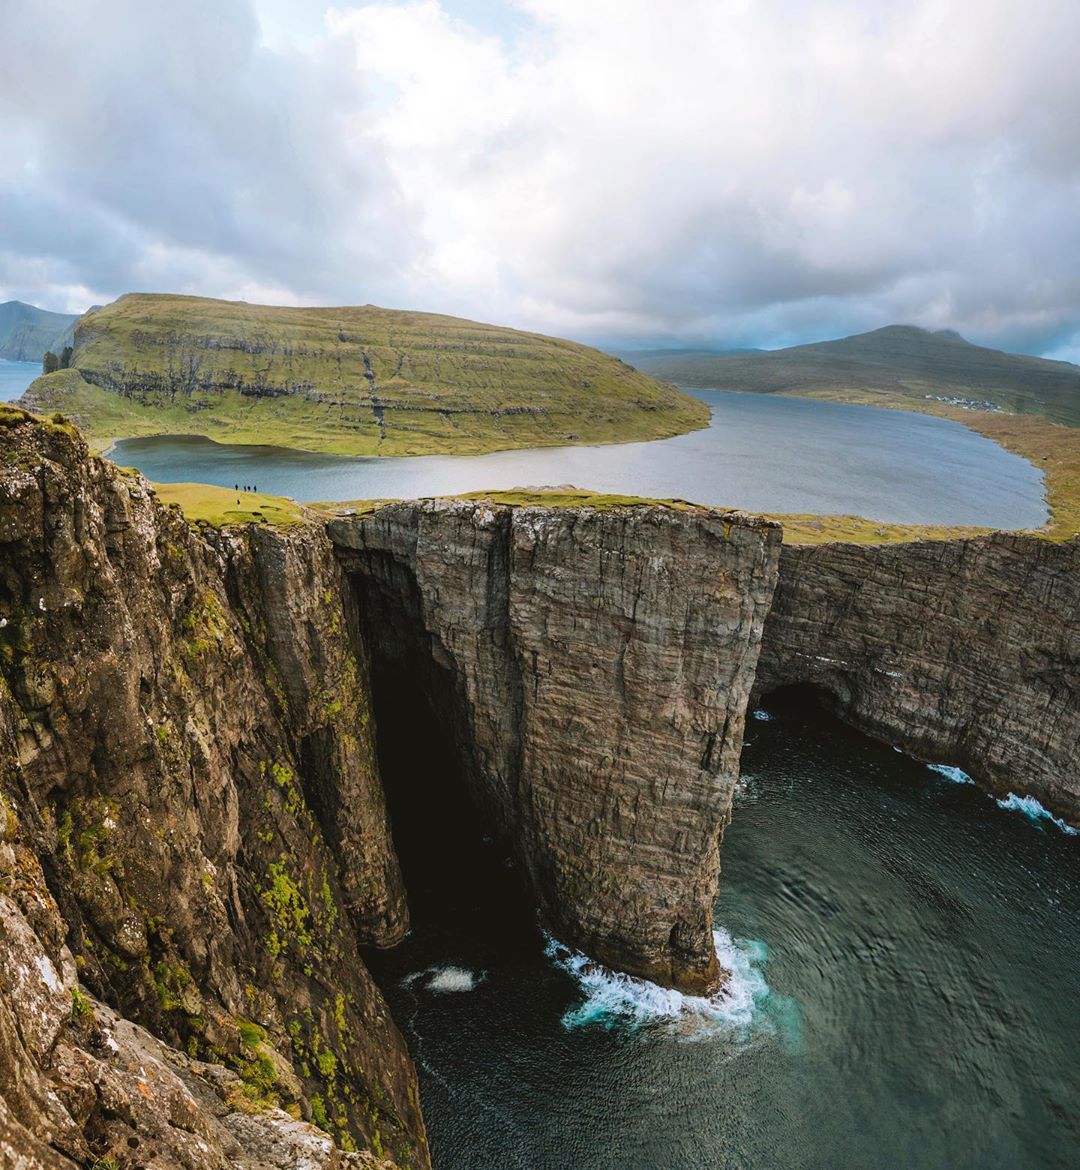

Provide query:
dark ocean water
left=366, top=695, right=1078, bottom=1170
left=110, top=390, right=1047, bottom=527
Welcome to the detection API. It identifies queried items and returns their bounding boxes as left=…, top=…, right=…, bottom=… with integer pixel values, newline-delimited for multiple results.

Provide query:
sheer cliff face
left=330, top=500, right=782, bottom=993
left=5, top=407, right=1074, bottom=1168
left=755, top=534, right=1080, bottom=824
left=0, top=417, right=424, bottom=1169
left=0, top=414, right=781, bottom=1166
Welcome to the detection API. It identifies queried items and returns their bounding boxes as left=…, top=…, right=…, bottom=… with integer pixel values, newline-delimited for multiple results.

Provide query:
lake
left=110, top=390, right=1048, bottom=527
left=0, top=358, right=40, bottom=401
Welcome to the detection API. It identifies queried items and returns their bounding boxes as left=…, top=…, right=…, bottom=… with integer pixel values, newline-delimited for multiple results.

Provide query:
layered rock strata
left=329, top=500, right=782, bottom=993
left=0, top=414, right=425, bottom=1168
left=755, top=534, right=1080, bottom=824
left=2, top=404, right=1077, bottom=1168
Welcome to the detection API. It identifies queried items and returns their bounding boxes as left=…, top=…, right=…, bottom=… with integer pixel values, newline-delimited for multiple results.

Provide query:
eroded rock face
left=0, top=416, right=425, bottom=1168
left=330, top=500, right=782, bottom=992
left=755, top=534, right=1080, bottom=824
left=0, top=827, right=402, bottom=1170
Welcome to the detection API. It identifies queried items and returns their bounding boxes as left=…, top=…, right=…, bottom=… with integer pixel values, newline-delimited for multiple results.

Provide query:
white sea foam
left=750, top=709, right=773, bottom=722
left=546, top=928, right=771, bottom=1039
left=927, top=763, right=974, bottom=785
left=732, top=776, right=755, bottom=804
left=403, top=965, right=485, bottom=993
left=995, top=793, right=1078, bottom=836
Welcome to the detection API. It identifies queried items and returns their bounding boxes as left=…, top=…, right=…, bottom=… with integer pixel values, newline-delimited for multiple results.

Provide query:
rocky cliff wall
left=755, top=534, right=1080, bottom=824
left=330, top=500, right=782, bottom=993
left=0, top=412, right=425, bottom=1169
left=3, top=404, right=1076, bottom=1167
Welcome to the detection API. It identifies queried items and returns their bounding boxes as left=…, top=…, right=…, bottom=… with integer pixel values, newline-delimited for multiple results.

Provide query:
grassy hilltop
left=19, top=293, right=707, bottom=456
left=630, top=325, right=1080, bottom=427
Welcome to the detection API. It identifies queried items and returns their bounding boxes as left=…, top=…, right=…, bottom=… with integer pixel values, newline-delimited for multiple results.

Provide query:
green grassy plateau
left=152, top=482, right=305, bottom=527
left=18, top=293, right=707, bottom=456
left=628, top=325, right=1080, bottom=427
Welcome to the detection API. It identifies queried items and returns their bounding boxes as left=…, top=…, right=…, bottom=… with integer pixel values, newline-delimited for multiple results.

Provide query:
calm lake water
left=111, top=390, right=1048, bottom=527
left=366, top=693, right=1079, bottom=1170
left=0, top=358, right=40, bottom=401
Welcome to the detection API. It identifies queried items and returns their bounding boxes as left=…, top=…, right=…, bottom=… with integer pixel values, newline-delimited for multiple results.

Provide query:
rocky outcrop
left=0, top=412, right=425, bottom=1168
left=330, top=500, right=781, bottom=993
left=0, top=826, right=401, bottom=1170
left=755, top=534, right=1080, bottom=824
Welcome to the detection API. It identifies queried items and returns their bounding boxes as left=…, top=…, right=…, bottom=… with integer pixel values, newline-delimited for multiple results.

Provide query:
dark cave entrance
left=747, top=681, right=875, bottom=749
left=345, top=564, right=531, bottom=938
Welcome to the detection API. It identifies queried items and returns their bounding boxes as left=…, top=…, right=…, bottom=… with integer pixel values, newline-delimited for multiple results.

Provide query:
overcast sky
left=2, top=0, right=1079, bottom=357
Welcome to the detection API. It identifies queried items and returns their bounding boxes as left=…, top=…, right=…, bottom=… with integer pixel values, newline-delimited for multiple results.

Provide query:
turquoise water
left=366, top=694, right=1079, bottom=1169
left=110, top=390, right=1048, bottom=527
left=0, top=358, right=39, bottom=401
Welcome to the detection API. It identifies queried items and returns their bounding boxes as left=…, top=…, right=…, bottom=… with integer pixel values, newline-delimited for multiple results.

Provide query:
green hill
left=0, top=301, right=79, bottom=363
left=19, top=293, right=707, bottom=455
left=628, top=325, right=1080, bottom=426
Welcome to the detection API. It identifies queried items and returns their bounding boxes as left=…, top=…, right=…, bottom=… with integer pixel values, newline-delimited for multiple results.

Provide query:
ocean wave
left=927, top=763, right=974, bottom=785
left=546, top=928, right=771, bottom=1039
left=750, top=709, right=773, bottom=722
left=995, top=793, right=1078, bottom=837
left=402, top=965, right=486, bottom=993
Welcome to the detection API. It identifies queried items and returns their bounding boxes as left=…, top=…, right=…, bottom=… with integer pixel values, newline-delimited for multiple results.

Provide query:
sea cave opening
left=345, top=564, right=531, bottom=942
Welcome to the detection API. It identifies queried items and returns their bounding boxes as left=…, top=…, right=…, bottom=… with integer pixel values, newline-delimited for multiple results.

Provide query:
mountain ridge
left=0, top=299, right=79, bottom=362
left=627, top=324, right=1080, bottom=426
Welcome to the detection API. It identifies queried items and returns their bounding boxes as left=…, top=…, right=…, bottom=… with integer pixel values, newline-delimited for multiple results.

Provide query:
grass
left=459, top=488, right=701, bottom=511
left=316, top=488, right=703, bottom=518
left=23, top=292, right=708, bottom=455
left=153, top=482, right=305, bottom=528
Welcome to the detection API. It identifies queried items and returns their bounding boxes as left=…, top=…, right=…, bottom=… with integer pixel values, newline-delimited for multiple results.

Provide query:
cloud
left=2, top=0, right=1079, bottom=353
left=0, top=0, right=421, bottom=312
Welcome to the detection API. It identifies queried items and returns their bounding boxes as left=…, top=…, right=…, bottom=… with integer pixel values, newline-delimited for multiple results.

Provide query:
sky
left=2, top=0, right=1080, bottom=358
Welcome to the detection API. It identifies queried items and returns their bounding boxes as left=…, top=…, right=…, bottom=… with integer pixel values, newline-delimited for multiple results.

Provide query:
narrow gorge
left=1, top=410, right=1076, bottom=1169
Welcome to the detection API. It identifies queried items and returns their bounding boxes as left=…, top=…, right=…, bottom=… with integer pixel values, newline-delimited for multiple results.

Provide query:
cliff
left=755, top=534, right=1080, bottom=823
left=0, top=411, right=782, bottom=1165
left=329, top=500, right=781, bottom=993
left=2, top=402, right=1076, bottom=1166
left=0, top=409, right=425, bottom=1168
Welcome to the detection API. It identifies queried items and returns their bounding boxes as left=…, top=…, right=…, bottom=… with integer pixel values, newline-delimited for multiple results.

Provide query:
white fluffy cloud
left=2, top=0, right=1080, bottom=352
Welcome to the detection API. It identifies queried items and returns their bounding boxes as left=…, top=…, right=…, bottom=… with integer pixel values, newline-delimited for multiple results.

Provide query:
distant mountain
left=628, top=325, right=1080, bottom=427
left=0, top=301, right=79, bottom=363
left=614, top=346, right=765, bottom=361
